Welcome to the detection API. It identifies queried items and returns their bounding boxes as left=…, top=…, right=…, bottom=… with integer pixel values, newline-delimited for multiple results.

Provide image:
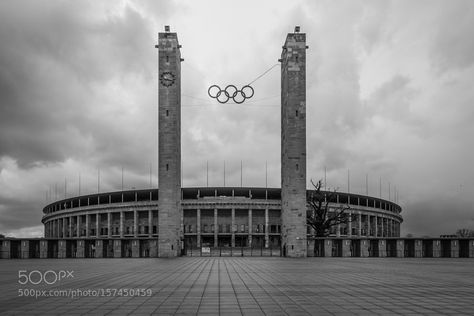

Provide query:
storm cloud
left=1, top=0, right=473, bottom=237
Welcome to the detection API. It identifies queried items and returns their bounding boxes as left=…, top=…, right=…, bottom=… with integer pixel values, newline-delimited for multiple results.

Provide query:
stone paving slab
left=0, top=258, right=473, bottom=315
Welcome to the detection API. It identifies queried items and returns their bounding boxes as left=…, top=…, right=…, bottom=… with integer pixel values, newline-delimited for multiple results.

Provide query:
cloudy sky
left=1, top=0, right=473, bottom=238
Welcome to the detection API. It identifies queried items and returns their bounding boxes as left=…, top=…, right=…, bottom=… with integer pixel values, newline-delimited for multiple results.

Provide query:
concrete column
left=347, top=211, right=352, bottom=237
left=336, top=222, right=341, bottom=237
left=397, top=239, right=405, bottom=257
left=107, top=212, right=111, bottom=237
left=96, top=214, right=99, bottom=237
left=358, top=212, right=362, bottom=237
left=197, top=209, right=201, bottom=248
left=134, top=210, right=138, bottom=237
left=342, top=240, right=351, bottom=257
left=77, top=215, right=81, bottom=237
left=62, top=218, right=66, bottom=238
left=374, top=216, right=378, bottom=237
left=248, top=209, right=252, bottom=247
left=324, top=239, right=333, bottom=257
left=120, top=211, right=124, bottom=238
left=231, top=208, right=235, bottom=248
left=381, top=216, right=385, bottom=237
left=148, top=210, right=153, bottom=237
left=214, top=208, right=218, bottom=247
left=132, top=240, right=140, bottom=258
left=414, top=239, right=423, bottom=257
left=69, top=217, right=72, bottom=238
left=85, top=214, right=90, bottom=238
left=265, top=208, right=269, bottom=248
left=113, top=240, right=122, bottom=258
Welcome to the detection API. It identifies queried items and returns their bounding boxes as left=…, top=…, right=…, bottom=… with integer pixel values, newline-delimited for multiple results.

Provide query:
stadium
left=41, top=186, right=402, bottom=257
left=36, top=26, right=404, bottom=258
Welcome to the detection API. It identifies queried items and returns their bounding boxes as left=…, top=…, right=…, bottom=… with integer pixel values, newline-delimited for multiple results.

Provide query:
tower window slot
left=166, top=164, right=169, bottom=171
left=296, top=110, right=298, bottom=117
left=166, top=110, right=169, bottom=117
left=296, top=163, right=299, bottom=171
left=166, top=55, right=169, bottom=62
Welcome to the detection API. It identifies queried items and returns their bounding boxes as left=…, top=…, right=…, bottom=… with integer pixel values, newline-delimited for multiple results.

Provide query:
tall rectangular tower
left=156, top=27, right=182, bottom=257
left=281, top=28, right=307, bottom=257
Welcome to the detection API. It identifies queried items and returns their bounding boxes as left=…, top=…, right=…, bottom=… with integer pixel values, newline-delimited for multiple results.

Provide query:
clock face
left=160, top=71, right=176, bottom=87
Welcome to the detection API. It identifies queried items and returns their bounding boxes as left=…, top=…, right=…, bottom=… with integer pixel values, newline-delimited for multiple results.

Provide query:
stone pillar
left=21, top=240, right=30, bottom=259
left=132, top=239, right=140, bottom=258
left=324, top=239, right=333, bottom=257
left=248, top=209, right=252, bottom=247
left=433, top=240, right=441, bottom=257
left=378, top=240, right=387, bottom=257
left=69, top=217, right=72, bottom=238
left=62, top=218, right=66, bottom=238
left=336, top=223, right=341, bottom=237
left=96, top=214, right=99, bottom=237
left=77, top=215, right=81, bottom=237
left=134, top=210, right=138, bottom=237
left=85, top=214, right=90, bottom=238
left=76, top=240, right=85, bottom=258
left=113, top=239, right=122, bottom=258
left=414, top=239, right=423, bottom=257
left=58, top=240, right=66, bottom=259
left=95, top=240, right=103, bottom=258
left=265, top=208, right=269, bottom=248
left=360, top=239, right=369, bottom=257
left=381, top=216, right=385, bottom=237
left=107, top=212, right=111, bottom=238
left=347, top=211, right=352, bottom=237
left=157, top=28, right=182, bottom=258
left=120, top=211, right=124, bottom=238
left=231, top=208, right=235, bottom=248
left=374, top=216, right=378, bottom=237
left=148, top=210, right=153, bottom=237
left=342, top=239, right=351, bottom=257
left=358, top=212, right=362, bottom=237
left=280, top=27, right=307, bottom=257
left=451, top=240, right=459, bottom=258
left=149, top=239, right=158, bottom=257
left=397, top=239, right=405, bottom=257
left=40, top=240, right=48, bottom=259
left=214, top=208, right=218, bottom=247
left=197, top=209, right=201, bottom=248
left=1, top=240, right=10, bottom=259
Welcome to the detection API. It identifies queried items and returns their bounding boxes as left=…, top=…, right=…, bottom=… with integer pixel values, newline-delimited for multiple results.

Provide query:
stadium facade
left=38, top=27, right=403, bottom=258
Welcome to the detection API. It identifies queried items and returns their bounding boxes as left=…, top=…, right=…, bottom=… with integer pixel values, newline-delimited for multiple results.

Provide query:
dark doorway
left=332, top=240, right=342, bottom=257
left=351, top=240, right=361, bottom=257
left=459, top=240, right=470, bottom=258
left=441, top=240, right=451, bottom=258
left=404, top=240, right=415, bottom=257
left=422, top=240, right=433, bottom=257
left=369, top=240, right=379, bottom=257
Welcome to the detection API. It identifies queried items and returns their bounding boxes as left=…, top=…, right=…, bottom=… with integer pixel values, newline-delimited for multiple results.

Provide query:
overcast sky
left=1, top=0, right=473, bottom=238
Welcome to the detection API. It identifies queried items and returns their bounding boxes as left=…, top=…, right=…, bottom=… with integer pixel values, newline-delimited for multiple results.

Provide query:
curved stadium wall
left=42, top=187, right=402, bottom=250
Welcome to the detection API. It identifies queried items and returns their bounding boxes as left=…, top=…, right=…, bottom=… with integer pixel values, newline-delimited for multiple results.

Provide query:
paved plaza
left=0, top=257, right=473, bottom=315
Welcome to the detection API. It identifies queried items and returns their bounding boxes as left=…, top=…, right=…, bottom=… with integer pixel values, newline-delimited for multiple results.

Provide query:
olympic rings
left=208, top=84, right=254, bottom=104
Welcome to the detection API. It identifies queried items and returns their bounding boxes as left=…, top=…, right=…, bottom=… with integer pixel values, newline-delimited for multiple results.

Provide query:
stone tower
left=280, top=27, right=307, bottom=257
left=156, top=27, right=182, bottom=257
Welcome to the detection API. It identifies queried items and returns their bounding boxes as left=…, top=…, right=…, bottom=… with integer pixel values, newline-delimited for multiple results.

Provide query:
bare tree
left=456, top=228, right=474, bottom=237
left=306, top=180, right=354, bottom=237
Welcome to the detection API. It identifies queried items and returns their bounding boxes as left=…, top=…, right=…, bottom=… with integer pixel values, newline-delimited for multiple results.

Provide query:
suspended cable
left=247, top=63, right=280, bottom=85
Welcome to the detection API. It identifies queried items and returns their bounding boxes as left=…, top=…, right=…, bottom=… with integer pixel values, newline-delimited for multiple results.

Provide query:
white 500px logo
left=18, top=270, right=74, bottom=285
